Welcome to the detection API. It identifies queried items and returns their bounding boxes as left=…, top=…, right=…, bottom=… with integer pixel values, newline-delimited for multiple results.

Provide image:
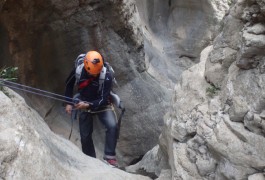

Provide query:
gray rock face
left=126, top=145, right=170, bottom=178
left=136, top=0, right=229, bottom=87
left=149, top=0, right=265, bottom=179
left=0, top=0, right=5, bottom=11
left=0, top=0, right=229, bottom=166
left=0, top=0, right=164, bottom=165
left=162, top=44, right=265, bottom=179
left=0, top=88, right=151, bottom=180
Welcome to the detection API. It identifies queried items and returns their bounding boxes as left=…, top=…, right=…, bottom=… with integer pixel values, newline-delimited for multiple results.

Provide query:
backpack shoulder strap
left=105, top=62, right=117, bottom=86
left=75, top=63, right=84, bottom=84
left=75, top=54, right=86, bottom=84
left=75, top=54, right=86, bottom=67
left=98, top=66, right=107, bottom=93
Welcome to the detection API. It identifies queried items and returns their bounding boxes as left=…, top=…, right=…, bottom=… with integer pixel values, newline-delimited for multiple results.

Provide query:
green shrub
left=206, top=84, right=220, bottom=98
left=0, top=66, right=18, bottom=81
left=0, top=66, right=18, bottom=92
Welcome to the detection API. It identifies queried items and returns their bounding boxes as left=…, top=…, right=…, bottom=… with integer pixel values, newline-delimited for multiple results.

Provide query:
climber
left=64, top=50, right=118, bottom=167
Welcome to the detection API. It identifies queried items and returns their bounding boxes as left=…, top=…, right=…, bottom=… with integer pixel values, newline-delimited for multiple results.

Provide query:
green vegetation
left=227, top=0, right=234, bottom=6
left=206, top=84, right=220, bottom=98
left=0, top=66, right=18, bottom=94
left=0, top=66, right=18, bottom=81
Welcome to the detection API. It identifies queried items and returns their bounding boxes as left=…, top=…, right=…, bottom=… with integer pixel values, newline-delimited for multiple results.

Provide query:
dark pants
left=79, top=108, right=117, bottom=158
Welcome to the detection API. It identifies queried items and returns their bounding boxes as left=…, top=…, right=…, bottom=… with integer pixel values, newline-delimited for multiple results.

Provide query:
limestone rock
left=0, top=88, right=150, bottom=180
left=248, top=173, right=265, bottom=180
left=159, top=0, right=265, bottom=179
left=0, top=0, right=166, bottom=165
left=125, top=145, right=170, bottom=178
left=0, top=0, right=230, bottom=166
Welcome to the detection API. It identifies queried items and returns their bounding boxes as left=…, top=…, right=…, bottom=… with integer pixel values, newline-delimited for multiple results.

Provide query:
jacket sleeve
left=90, top=73, right=112, bottom=110
left=64, top=68, right=76, bottom=104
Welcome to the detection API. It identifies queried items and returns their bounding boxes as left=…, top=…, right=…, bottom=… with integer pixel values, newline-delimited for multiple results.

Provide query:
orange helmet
left=83, top=51, right=103, bottom=75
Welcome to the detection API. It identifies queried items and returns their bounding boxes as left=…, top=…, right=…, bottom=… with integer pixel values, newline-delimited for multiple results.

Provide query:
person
left=64, top=50, right=118, bottom=167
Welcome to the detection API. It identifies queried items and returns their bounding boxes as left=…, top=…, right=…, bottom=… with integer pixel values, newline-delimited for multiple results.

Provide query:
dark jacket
left=65, top=67, right=113, bottom=110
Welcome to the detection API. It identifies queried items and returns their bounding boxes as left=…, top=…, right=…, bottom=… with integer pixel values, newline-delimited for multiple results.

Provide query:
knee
left=107, top=123, right=117, bottom=132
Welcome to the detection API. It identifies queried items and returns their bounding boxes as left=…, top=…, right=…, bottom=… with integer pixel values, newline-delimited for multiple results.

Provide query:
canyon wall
left=0, top=0, right=229, bottom=166
left=128, top=0, right=265, bottom=179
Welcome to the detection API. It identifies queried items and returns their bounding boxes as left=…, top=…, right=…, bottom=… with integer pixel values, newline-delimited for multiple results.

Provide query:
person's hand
left=75, top=101, right=90, bottom=110
left=65, top=104, right=73, bottom=115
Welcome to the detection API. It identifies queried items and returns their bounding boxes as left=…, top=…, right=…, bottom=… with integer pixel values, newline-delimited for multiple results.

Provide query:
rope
left=0, top=78, right=87, bottom=105
left=69, top=108, right=79, bottom=140
left=1, top=77, right=125, bottom=139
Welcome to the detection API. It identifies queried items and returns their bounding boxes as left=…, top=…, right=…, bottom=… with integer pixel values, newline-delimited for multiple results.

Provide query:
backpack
left=74, top=53, right=123, bottom=109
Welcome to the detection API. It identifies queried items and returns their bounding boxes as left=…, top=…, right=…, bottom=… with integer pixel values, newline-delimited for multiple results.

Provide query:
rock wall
left=0, top=87, right=151, bottom=180
left=132, top=0, right=265, bottom=179
left=136, top=0, right=229, bottom=88
left=6, top=0, right=262, bottom=179
left=0, top=0, right=163, bottom=165
left=0, top=0, right=229, bottom=167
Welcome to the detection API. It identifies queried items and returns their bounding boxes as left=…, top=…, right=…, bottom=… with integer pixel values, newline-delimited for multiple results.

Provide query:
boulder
left=0, top=88, right=150, bottom=180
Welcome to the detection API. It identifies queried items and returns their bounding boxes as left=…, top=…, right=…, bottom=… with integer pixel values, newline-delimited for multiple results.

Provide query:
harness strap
left=86, top=105, right=115, bottom=114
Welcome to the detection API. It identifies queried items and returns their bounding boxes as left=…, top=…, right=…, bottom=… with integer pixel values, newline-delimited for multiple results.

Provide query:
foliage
left=0, top=66, right=18, bottom=92
left=0, top=66, right=18, bottom=81
left=227, top=0, right=235, bottom=6
left=206, top=84, right=220, bottom=98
